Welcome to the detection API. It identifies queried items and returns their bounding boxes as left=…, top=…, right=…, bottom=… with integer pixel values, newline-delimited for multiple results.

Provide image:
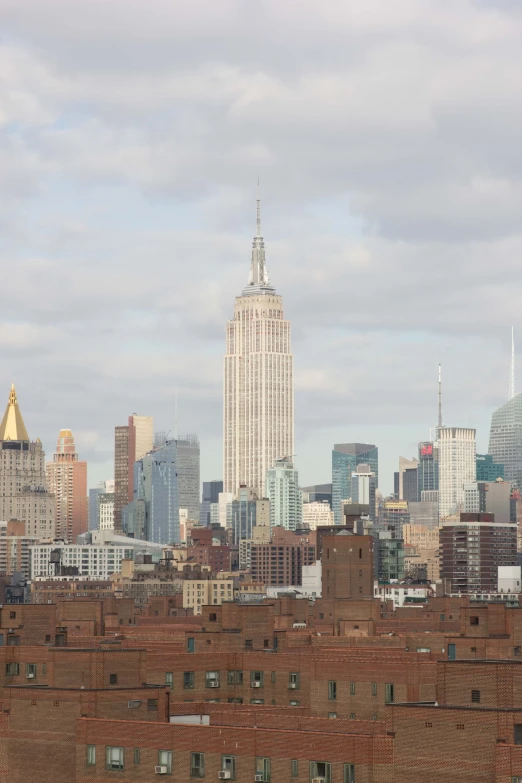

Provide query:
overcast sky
left=1, top=0, right=521, bottom=494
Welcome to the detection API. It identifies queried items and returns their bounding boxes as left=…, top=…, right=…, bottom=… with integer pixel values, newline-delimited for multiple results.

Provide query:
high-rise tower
left=46, top=429, right=88, bottom=542
left=489, top=329, right=522, bottom=489
left=223, top=195, right=294, bottom=497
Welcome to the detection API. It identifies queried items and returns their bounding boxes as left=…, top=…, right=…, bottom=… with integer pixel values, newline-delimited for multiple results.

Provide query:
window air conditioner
left=218, top=772, right=231, bottom=779
left=252, top=681, right=261, bottom=687
left=26, top=673, right=35, bottom=679
left=255, top=775, right=264, bottom=782
left=312, top=778, right=326, bottom=783
left=289, top=682, right=297, bottom=689
left=155, top=766, right=168, bottom=774
left=209, top=681, right=219, bottom=687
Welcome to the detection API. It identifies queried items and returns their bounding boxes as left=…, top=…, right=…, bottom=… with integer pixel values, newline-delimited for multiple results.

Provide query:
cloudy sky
left=1, top=0, right=521, bottom=494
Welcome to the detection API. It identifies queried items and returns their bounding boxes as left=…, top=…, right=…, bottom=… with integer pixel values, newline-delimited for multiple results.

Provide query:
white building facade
left=265, top=457, right=302, bottom=530
left=223, top=198, right=294, bottom=498
left=438, top=427, right=476, bottom=518
left=302, top=501, right=334, bottom=530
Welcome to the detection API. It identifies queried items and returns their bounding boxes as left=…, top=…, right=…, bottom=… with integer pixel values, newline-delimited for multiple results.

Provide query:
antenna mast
left=437, top=363, right=443, bottom=439
left=509, top=326, right=515, bottom=400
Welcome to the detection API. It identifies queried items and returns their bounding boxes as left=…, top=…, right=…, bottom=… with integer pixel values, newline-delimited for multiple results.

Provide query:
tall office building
left=223, top=197, right=294, bottom=498
left=332, top=443, right=378, bottom=524
left=124, top=441, right=179, bottom=545
left=113, top=414, right=153, bottom=532
left=438, top=427, right=476, bottom=518
left=301, top=483, right=332, bottom=507
left=417, top=441, right=439, bottom=498
left=351, top=466, right=377, bottom=521
left=228, top=486, right=270, bottom=545
left=88, top=479, right=114, bottom=531
left=0, top=385, right=55, bottom=540
left=476, top=454, right=504, bottom=482
left=398, top=456, right=418, bottom=500
left=176, top=435, right=200, bottom=521
left=46, top=429, right=88, bottom=543
left=489, top=395, right=522, bottom=489
left=199, top=480, right=224, bottom=527
left=265, top=457, right=302, bottom=531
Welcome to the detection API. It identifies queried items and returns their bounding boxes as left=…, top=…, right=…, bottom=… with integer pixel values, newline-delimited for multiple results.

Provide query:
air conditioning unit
left=155, top=766, right=168, bottom=774
left=255, top=775, right=264, bottom=782
left=312, top=778, right=325, bottom=783
left=26, top=673, right=35, bottom=679
left=218, top=771, right=231, bottom=779
left=252, top=681, right=261, bottom=688
left=209, top=681, right=219, bottom=688
left=289, top=682, right=297, bottom=689
left=8, top=629, right=14, bottom=633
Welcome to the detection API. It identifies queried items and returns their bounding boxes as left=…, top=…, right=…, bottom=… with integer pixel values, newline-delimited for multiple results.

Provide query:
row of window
left=90, top=747, right=355, bottom=781
left=6, top=663, right=42, bottom=676
left=168, top=671, right=301, bottom=689
left=328, top=681, right=394, bottom=702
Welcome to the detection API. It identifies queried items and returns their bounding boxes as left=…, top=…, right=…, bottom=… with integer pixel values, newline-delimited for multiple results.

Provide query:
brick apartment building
left=250, top=527, right=316, bottom=586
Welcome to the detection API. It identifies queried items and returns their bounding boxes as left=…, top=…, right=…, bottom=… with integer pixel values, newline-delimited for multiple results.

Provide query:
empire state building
left=223, top=198, right=294, bottom=497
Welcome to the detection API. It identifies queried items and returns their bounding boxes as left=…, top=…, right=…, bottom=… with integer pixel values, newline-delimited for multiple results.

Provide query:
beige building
left=402, top=523, right=440, bottom=550
left=183, top=579, right=235, bottom=614
left=398, top=456, right=418, bottom=499
left=302, top=501, right=334, bottom=530
left=46, top=429, right=88, bottom=542
left=0, top=520, right=36, bottom=579
left=438, top=427, right=476, bottom=518
left=223, top=198, right=294, bottom=498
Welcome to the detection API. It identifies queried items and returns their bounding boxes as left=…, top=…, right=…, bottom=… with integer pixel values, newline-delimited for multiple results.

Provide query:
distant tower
left=437, top=363, right=443, bottom=440
left=46, top=429, right=88, bottom=542
left=223, top=193, right=294, bottom=497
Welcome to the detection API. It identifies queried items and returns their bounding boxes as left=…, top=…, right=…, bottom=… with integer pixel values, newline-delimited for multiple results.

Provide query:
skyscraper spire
left=437, top=363, right=443, bottom=439
left=243, top=186, right=275, bottom=296
left=509, top=326, right=515, bottom=400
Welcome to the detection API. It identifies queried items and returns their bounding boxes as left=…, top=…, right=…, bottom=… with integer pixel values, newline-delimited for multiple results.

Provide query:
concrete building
left=182, top=579, right=234, bottom=614
left=351, top=466, right=377, bottom=520
left=0, top=520, right=36, bottom=579
left=398, top=456, right=418, bottom=500
left=417, top=441, right=439, bottom=498
left=375, top=534, right=405, bottom=583
left=489, top=393, right=522, bottom=489
left=113, top=414, right=153, bottom=532
left=46, top=429, right=87, bottom=543
left=440, top=512, right=517, bottom=593
left=498, top=565, right=521, bottom=593
left=301, top=483, right=332, bottom=506
left=228, top=486, right=270, bottom=545
left=223, top=197, right=293, bottom=498
left=17, top=486, right=56, bottom=540
left=380, top=500, right=409, bottom=539
left=171, top=434, right=200, bottom=522
left=438, top=427, right=476, bottom=518
left=302, top=500, right=334, bottom=530
left=476, top=453, right=504, bottom=482
left=265, top=456, right=302, bottom=531
left=125, top=440, right=180, bottom=545
left=402, top=523, right=439, bottom=551
left=332, top=443, right=378, bottom=524
left=88, top=480, right=114, bottom=531
left=408, top=499, right=439, bottom=528
left=464, top=479, right=512, bottom=522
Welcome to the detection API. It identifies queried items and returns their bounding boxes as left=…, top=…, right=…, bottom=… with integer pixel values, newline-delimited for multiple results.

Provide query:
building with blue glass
left=331, top=443, right=378, bottom=524
left=476, top=453, right=504, bottom=483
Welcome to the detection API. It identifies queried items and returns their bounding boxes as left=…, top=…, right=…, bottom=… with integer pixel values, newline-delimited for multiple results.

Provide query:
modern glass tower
left=331, top=443, right=378, bottom=524
left=488, top=394, right=522, bottom=489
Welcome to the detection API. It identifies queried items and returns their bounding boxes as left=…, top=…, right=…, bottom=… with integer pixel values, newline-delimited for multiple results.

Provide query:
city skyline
left=1, top=1, right=521, bottom=495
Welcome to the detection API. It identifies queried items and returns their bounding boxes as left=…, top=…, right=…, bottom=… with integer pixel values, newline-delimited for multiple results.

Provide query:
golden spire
left=0, top=383, right=29, bottom=442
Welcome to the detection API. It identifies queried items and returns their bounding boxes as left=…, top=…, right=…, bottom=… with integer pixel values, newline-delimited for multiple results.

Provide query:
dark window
left=245, top=639, right=253, bottom=650
left=514, top=725, right=522, bottom=745
left=291, top=759, right=298, bottom=777
left=385, top=683, right=394, bottom=703
left=109, top=673, right=118, bottom=684
left=470, top=616, right=479, bottom=626
left=184, top=671, right=195, bottom=689
left=209, top=613, right=217, bottom=622
left=471, top=690, right=480, bottom=703
left=328, top=681, right=337, bottom=700
left=448, top=644, right=456, bottom=660
left=9, top=611, right=16, bottom=619
left=147, top=699, right=158, bottom=711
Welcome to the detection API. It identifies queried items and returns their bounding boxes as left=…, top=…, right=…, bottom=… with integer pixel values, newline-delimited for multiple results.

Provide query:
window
left=515, top=725, right=522, bottom=745
left=271, top=671, right=276, bottom=683
left=158, top=750, right=172, bottom=774
left=26, top=663, right=37, bottom=678
left=289, top=699, right=300, bottom=706
left=86, top=745, right=96, bottom=766
left=251, top=671, right=264, bottom=687
left=5, top=663, right=19, bottom=676
left=385, top=683, right=394, bottom=704
left=227, top=670, right=243, bottom=685
left=9, top=611, right=16, bottom=619
left=147, top=699, right=158, bottom=711
left=291, top=760, right=298, bottom=777
left=251, top=698, right=265, bottom=704
left=470, top=616, right=479, bottom=626
left=471, top=690, right=481, bottom=703
left=310, top=761, right=331, bottom=783
left=371, top=682, right=377, bottom=696
left=209, top=613, right=217, bottom=621
left=256, top=757, right=271, bottom=782
left=350, top=681, right=355, bottom=695
left=128, top=700, right=141, bottom=708
left=328, top=681, right=337, bottom=700
left=372, top=714, right=377, bottom=721
left=328, top=712, right=337, bottom=719
left=106, top=746, right=124, bottom=770
left=289, top=672, right=300, bottom=689
left=191, top=752, right=205, bottom=777
left=350, top=713, right=356, bottom=720
left=109, top=673, right=118, bottom=685
left=206, top=671, right=220, bottom=688
left=188, top=637, right=195, bottom=653
left=245, top=639, right=253, bottom=650
left=184, top=671, right=195, bottom=689
left=134, top=748, right=140, bottom=765
left=515, top=647, right=522, bottom=656
left=165, top=672, right=173, bottom=687
left=228, top=698, right=243, bottom=704
left=221, top=755, right=236, bottom=779
left=42, top=664, right=47, bottom=675
left=344, top=764, right=355, bottom=783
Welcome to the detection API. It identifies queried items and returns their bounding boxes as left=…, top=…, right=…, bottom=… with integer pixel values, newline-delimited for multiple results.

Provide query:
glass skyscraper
left=331, top=443, right=378, bottom=524
left=488, top=394, right=522, bottom=489
left=417, top=441, right=439, bottom=498
left=476, top=454, right=504, bottom=482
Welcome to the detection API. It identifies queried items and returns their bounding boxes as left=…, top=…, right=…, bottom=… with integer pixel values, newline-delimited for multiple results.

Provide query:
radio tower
left=437, top=363, right=443, bottom=442
left=509, top=326, right=515, bottom=400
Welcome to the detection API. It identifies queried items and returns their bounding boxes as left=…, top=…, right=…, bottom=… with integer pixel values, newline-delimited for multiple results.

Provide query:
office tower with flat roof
left=113, top=414, right=153, bottom=532
left=301, top=483, right=332, bottom=507
left=265, top=456, right=302, bottom=531
left=438, top=427, right=476, bottom=518
left=417, top=441, right=439, bottom=498
left=199, top=480, right=224, bottom=527
left=331, top=443, right=378, bottom=524
left=228, top=486, right=270, bottom=545
left=351, top=465, right=377, bottom=521
left=46, top=429, right=88, bottom=543
left=398, top=456, right=418, bottom=500
left=488, top=397, right=522, bottom=489
left=176, top=434, right=200, bottom=521
left=223, top=196, right=294, bottom=498
left=476, top=453, right=504, bottom=482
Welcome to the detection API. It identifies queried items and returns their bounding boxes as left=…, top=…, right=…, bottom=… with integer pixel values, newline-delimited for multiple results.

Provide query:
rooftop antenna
left=509, top=326, right=515, bottom=400
left=437, top=363, right=443, bottom=439
left=256, top=175, right=261, bottom=237
left=174, top=388, right=178, bottom=440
